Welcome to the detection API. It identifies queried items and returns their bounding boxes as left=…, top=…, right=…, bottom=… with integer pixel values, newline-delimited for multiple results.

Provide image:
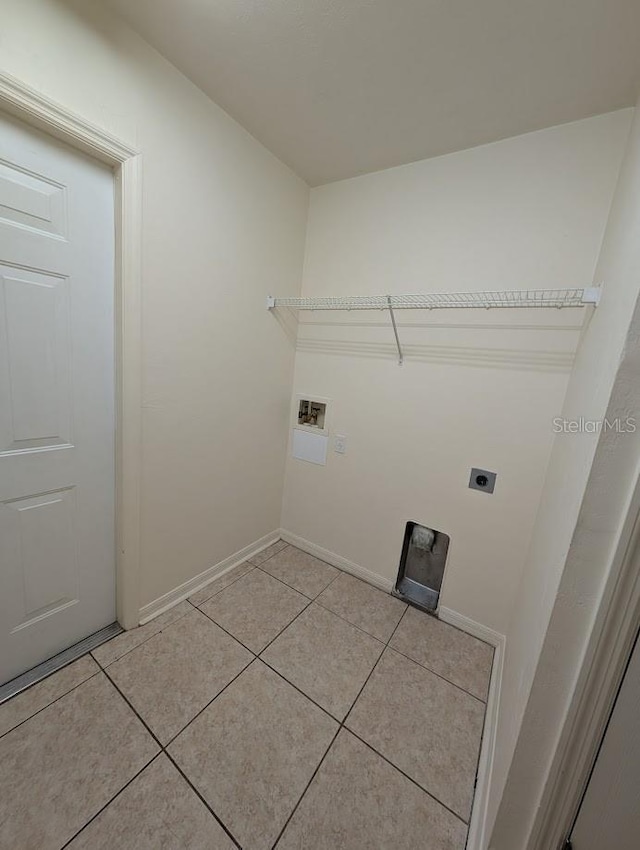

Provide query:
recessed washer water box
left=393, top=522, right=450, bottom=613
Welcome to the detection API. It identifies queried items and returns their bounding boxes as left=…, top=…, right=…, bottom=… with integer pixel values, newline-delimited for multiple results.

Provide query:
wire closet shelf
left=266, top=287, right=601, bottom=311
left=266, top=287, right=601, bottom=365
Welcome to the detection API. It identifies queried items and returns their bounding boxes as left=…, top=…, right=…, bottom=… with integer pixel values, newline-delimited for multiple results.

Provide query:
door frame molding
left=530, top=469, right=640, bottom=849
left=0, top=70, right=142, bottom=629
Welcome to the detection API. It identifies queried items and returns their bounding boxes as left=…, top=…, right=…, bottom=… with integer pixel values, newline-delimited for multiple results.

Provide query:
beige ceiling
left=105, top=0, right=640, bottom=185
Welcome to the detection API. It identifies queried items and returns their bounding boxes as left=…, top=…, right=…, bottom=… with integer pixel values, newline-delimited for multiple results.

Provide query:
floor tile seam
left=341, top=603, right=476, bottom=831
left=254, top=550, right=344, bottom=599
left=268, top=622, right=456, bottom=848
left=164, top=749, right=243, bottom=849
left=432, top=610, right=496, bottom=651
left=0, top=663, right=102, bottom=742
left=195, top=603, right=264, bottom=656
left=251, top=597, right=316, bottom=656
left=100, top=666, right=166, bottom=749
left=38, top=576, right=480, bottom=849
left=58, top=751, right=164, bottom=850
left=253, top=562, right=318, bottom=599
left=93, top=637, right=472, bottom=848
left=247, top=542, right=288, bottom=568
left=269, top=725, right=342, bottom=850
left=312, top=595, right=403, bottom=645
left=383, top=644, right=489, bottom=705
left=316, top=566, right=344, bottom=595
left=257, top=656, right=342, bottom=725
left=383, top=602, right=409, bottom=648
left=194, top=591, right=324, bottom=661
left=187, top=565, right=257, bottom=608
left=340, top=638, right=387, bottom=730
left=196, top=558, right=391, bottom=652
left=343, top=726, right=471, bottom=828
left=91, top=606, right=193, bottom=670
left=164, top=651, right=337, bottom=850
left=260, top=550, right=494, bottom=655
left=160, top=655, right=257, bottom=750
left=467, top=677, right=494, bottom=840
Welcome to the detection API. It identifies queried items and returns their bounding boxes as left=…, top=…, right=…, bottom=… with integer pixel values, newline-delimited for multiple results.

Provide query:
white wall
left=0, top=0, right=309, bottom=610
left=489, top=95, right=640, bottom=850
left=281, top=111, right=631, bottom=635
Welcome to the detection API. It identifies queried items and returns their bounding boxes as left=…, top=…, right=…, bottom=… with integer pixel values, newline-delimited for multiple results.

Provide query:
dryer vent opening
left=393, top=522, right=450, bottom=613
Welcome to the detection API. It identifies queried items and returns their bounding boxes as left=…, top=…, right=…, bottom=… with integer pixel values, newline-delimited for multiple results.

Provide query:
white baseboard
left=138, top=530, right=282, bottom=625
left=278, top=528, right=394, bottom=592
left=440, top=607, right=505, bottom=850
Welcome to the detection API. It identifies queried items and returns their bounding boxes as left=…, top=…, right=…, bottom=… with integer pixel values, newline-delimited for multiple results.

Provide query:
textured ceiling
left=105, top=0, right=640, bottom=185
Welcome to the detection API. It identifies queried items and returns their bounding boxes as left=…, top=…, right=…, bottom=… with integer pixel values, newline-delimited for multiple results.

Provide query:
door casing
left=0, top=70, right=142, bottom=630
left=528, top=470, right=640, bottom=850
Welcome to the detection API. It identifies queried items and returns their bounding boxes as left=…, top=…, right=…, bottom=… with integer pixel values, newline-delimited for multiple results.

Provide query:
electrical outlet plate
left=334, top=434, right=347, bottom=454
left=469, top=467, right=497, bottom=494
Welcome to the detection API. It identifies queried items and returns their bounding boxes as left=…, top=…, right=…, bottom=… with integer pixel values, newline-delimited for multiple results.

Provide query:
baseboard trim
left=138, top=530, right=282, bottom=625
left=440, top=607, right=505, bottom=850
left=278, top=528, right=394, bottom=593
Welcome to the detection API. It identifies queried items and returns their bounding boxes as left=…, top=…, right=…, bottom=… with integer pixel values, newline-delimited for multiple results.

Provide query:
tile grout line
left=192, top=604, right=265, bottom=657
left=251, top=551, right=411, bottom=647
left=267, top=600, right=476, bottom=840
left=90, top=606, right=194, bottom=670
left=100, top=667, right=166, bottom=750
left=4, top=545, right=490, bottom=848
left=0, top=666, right=103, bottom=742
left=196, top=555, right=399, bottom=661
left=465, top=670, right=494, bottom=850
left=243, top=540, right=290, bottom=571
left=345, top=726, right=469, bottom=828
left=186, top=561, right=257, bottom=608
left=116, top=586, right=485, bottom=845
left=252, top=543, right=343, bottom=599
left=2, top=641, right=250, bottom=848
left=342, top=603, right=477, bottom=827
left=311, top=594, right=404, bottom=644
left=340, top=603, right=409, bottom=728
left=161, top=654, right=256, bottom=750
left=100, top=659, right=251, bottom=848
left=258, top=657, right=340, bottom=725
left=59, top=752, right=164, bottom=849
left=252, top=562, right=321, bottom=600
left=384, top=644, right=488, bottom=704
left=110, top=586, right=475, bottom=846
left=164, top=751, right=243, bottom=850
left=433, top=609, right=497, bottom=650
left=253, top=599, right=315, bottom=656
left=269, top=725, right=342, bottom=850
left=269, top=604, right=397, bottom=848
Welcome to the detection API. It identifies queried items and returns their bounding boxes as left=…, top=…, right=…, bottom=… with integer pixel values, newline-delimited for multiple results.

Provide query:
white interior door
left=569, top=631, right=640, bottom=849
left=0, top=113, right=115, bottom=685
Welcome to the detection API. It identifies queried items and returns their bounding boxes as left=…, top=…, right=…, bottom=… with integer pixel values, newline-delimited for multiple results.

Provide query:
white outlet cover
left=334, top=434, right=347, bottom=454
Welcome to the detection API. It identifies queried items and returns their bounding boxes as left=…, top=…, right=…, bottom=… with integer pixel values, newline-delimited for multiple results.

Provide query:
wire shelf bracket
left=266, top=287, right=601, bottom=365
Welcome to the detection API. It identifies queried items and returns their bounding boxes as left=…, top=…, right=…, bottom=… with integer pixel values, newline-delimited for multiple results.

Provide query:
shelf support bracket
left=581, top=286, right=601, bottom=306
left=387, top=295, right=403, bottom=365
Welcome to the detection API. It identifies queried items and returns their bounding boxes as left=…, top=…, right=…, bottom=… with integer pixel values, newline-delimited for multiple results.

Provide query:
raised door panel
left=1, top=488, right=79, bottom=635
left=0, top=266, right=72, bottom=454
left=0, top=158, right=67, bottom=238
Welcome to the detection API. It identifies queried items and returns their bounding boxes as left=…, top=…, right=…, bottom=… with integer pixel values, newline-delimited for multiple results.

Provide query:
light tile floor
left=0, top=543, right=494, bottom=850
